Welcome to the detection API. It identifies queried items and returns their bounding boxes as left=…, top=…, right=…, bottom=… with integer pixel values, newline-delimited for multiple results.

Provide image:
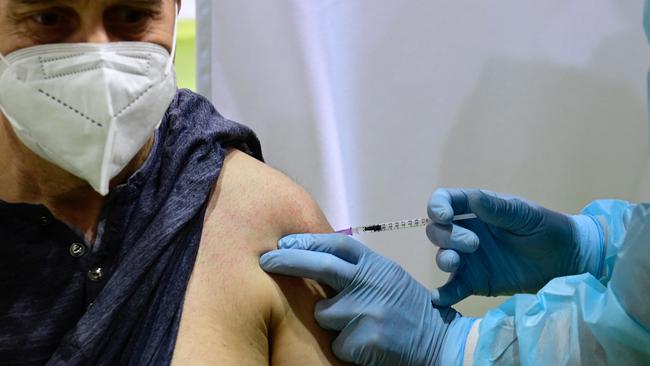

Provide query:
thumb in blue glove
left=427, top=188, right=605, bottom=307
left=260, top=234, right=477, bottom=366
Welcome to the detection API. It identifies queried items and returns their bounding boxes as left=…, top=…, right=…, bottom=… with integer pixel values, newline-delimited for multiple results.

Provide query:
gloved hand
left=260, top=234, right=477, bottom=366
left=427, top=188, right=606, bottom=306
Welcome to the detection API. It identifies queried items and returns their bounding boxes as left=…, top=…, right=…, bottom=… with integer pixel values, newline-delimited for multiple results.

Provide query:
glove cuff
left=438, top=316, right=480, bottom=366
left=570, top=214, right=606, bottom=278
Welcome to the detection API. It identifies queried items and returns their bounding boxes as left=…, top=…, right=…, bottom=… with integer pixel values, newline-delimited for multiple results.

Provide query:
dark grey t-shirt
left=0, top=90, right=263, bottom=365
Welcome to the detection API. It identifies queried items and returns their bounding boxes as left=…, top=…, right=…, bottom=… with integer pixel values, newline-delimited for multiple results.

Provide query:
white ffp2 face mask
left=0, top=38, right=178, bottom=196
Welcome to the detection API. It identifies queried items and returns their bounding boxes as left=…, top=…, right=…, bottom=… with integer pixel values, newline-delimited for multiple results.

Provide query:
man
left=0, top=0, right=348, bottom=364
left=261, top=4, right=650, bottom=366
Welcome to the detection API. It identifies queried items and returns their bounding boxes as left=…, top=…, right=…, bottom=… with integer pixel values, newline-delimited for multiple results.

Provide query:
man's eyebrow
left=9, top=0, right=165, bottom=7
left=9, top=0, right=67, bottom=5
left=117, top=0, right=165, bottom=8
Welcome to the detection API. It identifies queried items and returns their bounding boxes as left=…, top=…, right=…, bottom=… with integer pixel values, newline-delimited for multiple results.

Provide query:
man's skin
left=0, top=1, right=347, bottom=364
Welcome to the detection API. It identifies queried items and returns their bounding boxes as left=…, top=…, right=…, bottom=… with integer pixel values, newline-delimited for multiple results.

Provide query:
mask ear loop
left=0, top=52, right=11, bottom=122
left=165, top=2, right=180, bottom=76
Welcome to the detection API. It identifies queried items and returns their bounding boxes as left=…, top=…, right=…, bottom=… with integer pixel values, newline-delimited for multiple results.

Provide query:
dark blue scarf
left=0, top=89, right=262, bottom=365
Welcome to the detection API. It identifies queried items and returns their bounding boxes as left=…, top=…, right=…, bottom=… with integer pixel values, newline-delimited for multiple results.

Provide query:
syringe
left=336, top=213, right=477, bottom=236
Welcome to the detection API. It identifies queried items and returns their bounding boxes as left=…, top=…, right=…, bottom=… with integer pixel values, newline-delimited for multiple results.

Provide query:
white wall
left=197, top=0, right=650, bottom=316
left=179, top=0, right=195, bottom=19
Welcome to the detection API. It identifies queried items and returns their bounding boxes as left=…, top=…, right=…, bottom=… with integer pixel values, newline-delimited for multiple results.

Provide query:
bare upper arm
left=171, top=149, right=348, bottom=365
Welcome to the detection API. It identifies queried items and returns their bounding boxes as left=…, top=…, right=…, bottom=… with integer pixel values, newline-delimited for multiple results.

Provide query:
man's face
left=0, top=0, right=178, bottom=56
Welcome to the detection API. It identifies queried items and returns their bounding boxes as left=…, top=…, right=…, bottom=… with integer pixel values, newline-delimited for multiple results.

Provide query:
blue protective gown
left=472, top=200, right=650, bottom=365
left=471, top=3, right=650, bottom=362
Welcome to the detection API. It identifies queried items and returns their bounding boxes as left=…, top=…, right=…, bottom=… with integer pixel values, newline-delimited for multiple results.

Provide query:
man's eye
left=105, top=8, right=154, bottom=27
left=123, top=9, right=148, bottom=24
left=104, top=7, right=157, bottom=40
left=24, top=8, right=77, bottom=42
left=32, top=11, right=65, bottom=27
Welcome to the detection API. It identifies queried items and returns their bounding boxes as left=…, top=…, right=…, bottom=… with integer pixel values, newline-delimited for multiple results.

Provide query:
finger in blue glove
left=260, top=233, right=477, bottom=366
left=427, top=188, right=605, bottom=307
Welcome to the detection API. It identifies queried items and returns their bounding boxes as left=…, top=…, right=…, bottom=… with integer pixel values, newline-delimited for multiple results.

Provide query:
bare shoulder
left=204, top=149, right=332, bottom=246
left=171, top=149, right=347, bottom=366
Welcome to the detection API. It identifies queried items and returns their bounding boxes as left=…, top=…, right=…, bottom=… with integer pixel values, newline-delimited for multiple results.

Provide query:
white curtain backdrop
left=196, top=0, right=650, bottom=315
left=179, top=0, right=195, bottom=19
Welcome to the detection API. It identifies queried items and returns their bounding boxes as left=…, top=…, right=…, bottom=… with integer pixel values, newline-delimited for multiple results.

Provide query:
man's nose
left=69, top=24, right=113, bottom=43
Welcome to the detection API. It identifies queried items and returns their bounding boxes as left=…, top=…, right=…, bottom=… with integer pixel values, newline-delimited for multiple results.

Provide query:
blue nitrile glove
left=260, top=234, right=477, bottom=366
left=427, top=188, right=606, bottom=306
